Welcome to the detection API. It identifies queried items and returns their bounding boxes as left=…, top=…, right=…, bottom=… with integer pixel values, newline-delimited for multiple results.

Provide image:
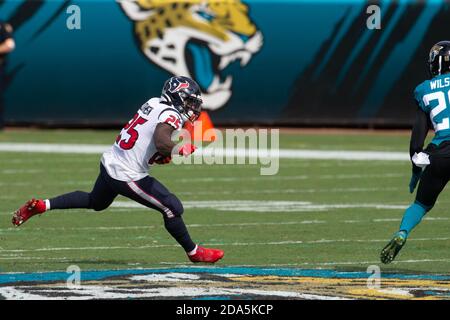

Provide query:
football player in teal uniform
left=381, top=41, right=450, bottom=264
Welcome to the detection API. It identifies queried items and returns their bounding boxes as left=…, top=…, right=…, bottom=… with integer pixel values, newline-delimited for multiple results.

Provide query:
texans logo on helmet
left=168, top=78, right=190, bottom=93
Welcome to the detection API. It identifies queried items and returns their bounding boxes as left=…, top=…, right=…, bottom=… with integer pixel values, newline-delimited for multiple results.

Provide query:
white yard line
left=174, top=173, right=406, bottom=183
left=0, top=200, right=412, bottom=217
left=206, top=237, right=450, bottom=246
left=1, top=237, right=450, bottom=254
left=177, top=187, right=402, bottom=196
left=0, top=143, right=109, bottom=154
left=2, top=216, right=448, bottom=233
left=0, top=221, right=327, bottom=233
left=110, top=200, right=409, bottom=212
left=0, top=168, right=96, bottom=174
left=0, top=142, right=409, bottom=161
left=159, top=258, right=450, bottom=267
left=0, top=187, right=402, bottom=203
left=0, top=257, right=71, bottom=261
left=0, top=173, right=407, bottom=189
left=2, top=256, right=450, bottom=267
left=234, top=258, right=450, bottom=266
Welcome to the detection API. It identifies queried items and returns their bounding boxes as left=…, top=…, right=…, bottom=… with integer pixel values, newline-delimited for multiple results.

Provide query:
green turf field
left=1, top=129, right=449, bottom=276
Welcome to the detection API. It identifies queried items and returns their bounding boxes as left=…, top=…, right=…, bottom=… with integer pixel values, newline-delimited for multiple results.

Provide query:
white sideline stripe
left=0, top=143, right=109, bottom=154
left=0, top=143, right=409, bottom=161
left=2, top=237, right=450, bottom=253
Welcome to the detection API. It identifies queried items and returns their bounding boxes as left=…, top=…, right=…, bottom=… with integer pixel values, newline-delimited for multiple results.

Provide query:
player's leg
left=401, top=160, right=448, bottom=236
left=381, top=158, right=449, bottom=264
left=0, top=65, right=4, bottom=130
left=12, top=164, right=118, bottom=226
left=49, top=166, right=118, bottom=211
left=118, top=176, right=224, bottom=263
left=0, top=62, right=5, bottom=130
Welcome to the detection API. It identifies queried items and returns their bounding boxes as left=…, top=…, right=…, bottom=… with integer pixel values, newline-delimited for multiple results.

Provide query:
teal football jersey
left=414, top=74, right=450, bottom=145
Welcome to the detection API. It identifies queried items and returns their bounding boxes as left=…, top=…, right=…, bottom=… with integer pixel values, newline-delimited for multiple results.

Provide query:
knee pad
left=164, top=194, right=184, bottom=217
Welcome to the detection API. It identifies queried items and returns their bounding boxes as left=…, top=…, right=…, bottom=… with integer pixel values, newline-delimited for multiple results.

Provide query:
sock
left=187, top=245, right=198, bottom=256
left=45, top=199, right=51, bottom=211
left=164, top=216, right=196, bottom=253
left=399, top=202, right=427, bottom=237
left=49, top=191, right=91, bottom=210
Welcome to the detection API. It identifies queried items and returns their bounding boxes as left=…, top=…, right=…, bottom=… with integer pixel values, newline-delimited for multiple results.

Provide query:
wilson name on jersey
left=101, top=98, right=184, bottom=182
left=415, top=74, right=450, bottom=146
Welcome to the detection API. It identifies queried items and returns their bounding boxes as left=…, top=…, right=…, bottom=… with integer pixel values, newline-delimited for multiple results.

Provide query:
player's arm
left=0, top=24, right=15, bottom=54
left=155, top=108, right=197, bottom=160
left=408, top=106, right=430, bottom=193
left=154, top=123, right=177, bottom=157
left=154, top=123, right=197, bottom=158
left=409, top=107, right=430, bottom=172
left=0, top=38, right=15, bottom=54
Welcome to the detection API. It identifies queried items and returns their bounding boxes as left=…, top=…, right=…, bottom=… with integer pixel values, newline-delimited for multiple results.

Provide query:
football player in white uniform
left=12, top=76, right=224, bottom=263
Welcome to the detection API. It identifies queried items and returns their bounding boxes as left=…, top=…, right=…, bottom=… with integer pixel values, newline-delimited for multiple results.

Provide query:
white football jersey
left=101, top=97, right=184, bottom=182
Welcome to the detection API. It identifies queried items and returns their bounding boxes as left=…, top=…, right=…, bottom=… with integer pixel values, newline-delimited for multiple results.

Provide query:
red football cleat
left=12, top=198, right=46, bottom=227
left=188, top=245, right=224, bottom=263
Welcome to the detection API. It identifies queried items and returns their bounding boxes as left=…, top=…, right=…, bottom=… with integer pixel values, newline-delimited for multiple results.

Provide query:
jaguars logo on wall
left=119, top=0, right=263, bottom=111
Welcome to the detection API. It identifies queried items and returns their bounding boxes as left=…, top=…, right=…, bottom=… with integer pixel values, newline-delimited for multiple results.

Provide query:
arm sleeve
left=409, top=106, right=429, bottom=173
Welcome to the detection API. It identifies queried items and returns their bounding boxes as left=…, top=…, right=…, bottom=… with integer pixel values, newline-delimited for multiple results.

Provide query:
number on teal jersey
left=415, top=74, right=450, bottom=145
left=423, top=91, right=450, bottom=132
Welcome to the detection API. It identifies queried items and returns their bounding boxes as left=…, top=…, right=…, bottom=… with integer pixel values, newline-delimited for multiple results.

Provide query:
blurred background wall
left=0, top=0, right=448, bottom=127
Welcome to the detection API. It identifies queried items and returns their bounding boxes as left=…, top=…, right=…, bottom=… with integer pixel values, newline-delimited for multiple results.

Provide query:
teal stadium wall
left=0, top=0, right=448, bottom=127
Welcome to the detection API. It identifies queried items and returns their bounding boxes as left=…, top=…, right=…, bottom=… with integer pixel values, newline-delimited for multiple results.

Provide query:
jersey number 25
left=116, top=114, right=148, bottom=150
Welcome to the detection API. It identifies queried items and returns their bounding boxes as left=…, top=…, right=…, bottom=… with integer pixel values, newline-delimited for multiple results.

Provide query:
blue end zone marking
left=1, top=267, right=450, bottom=285
left=423, top=291, right=450, bottom=297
